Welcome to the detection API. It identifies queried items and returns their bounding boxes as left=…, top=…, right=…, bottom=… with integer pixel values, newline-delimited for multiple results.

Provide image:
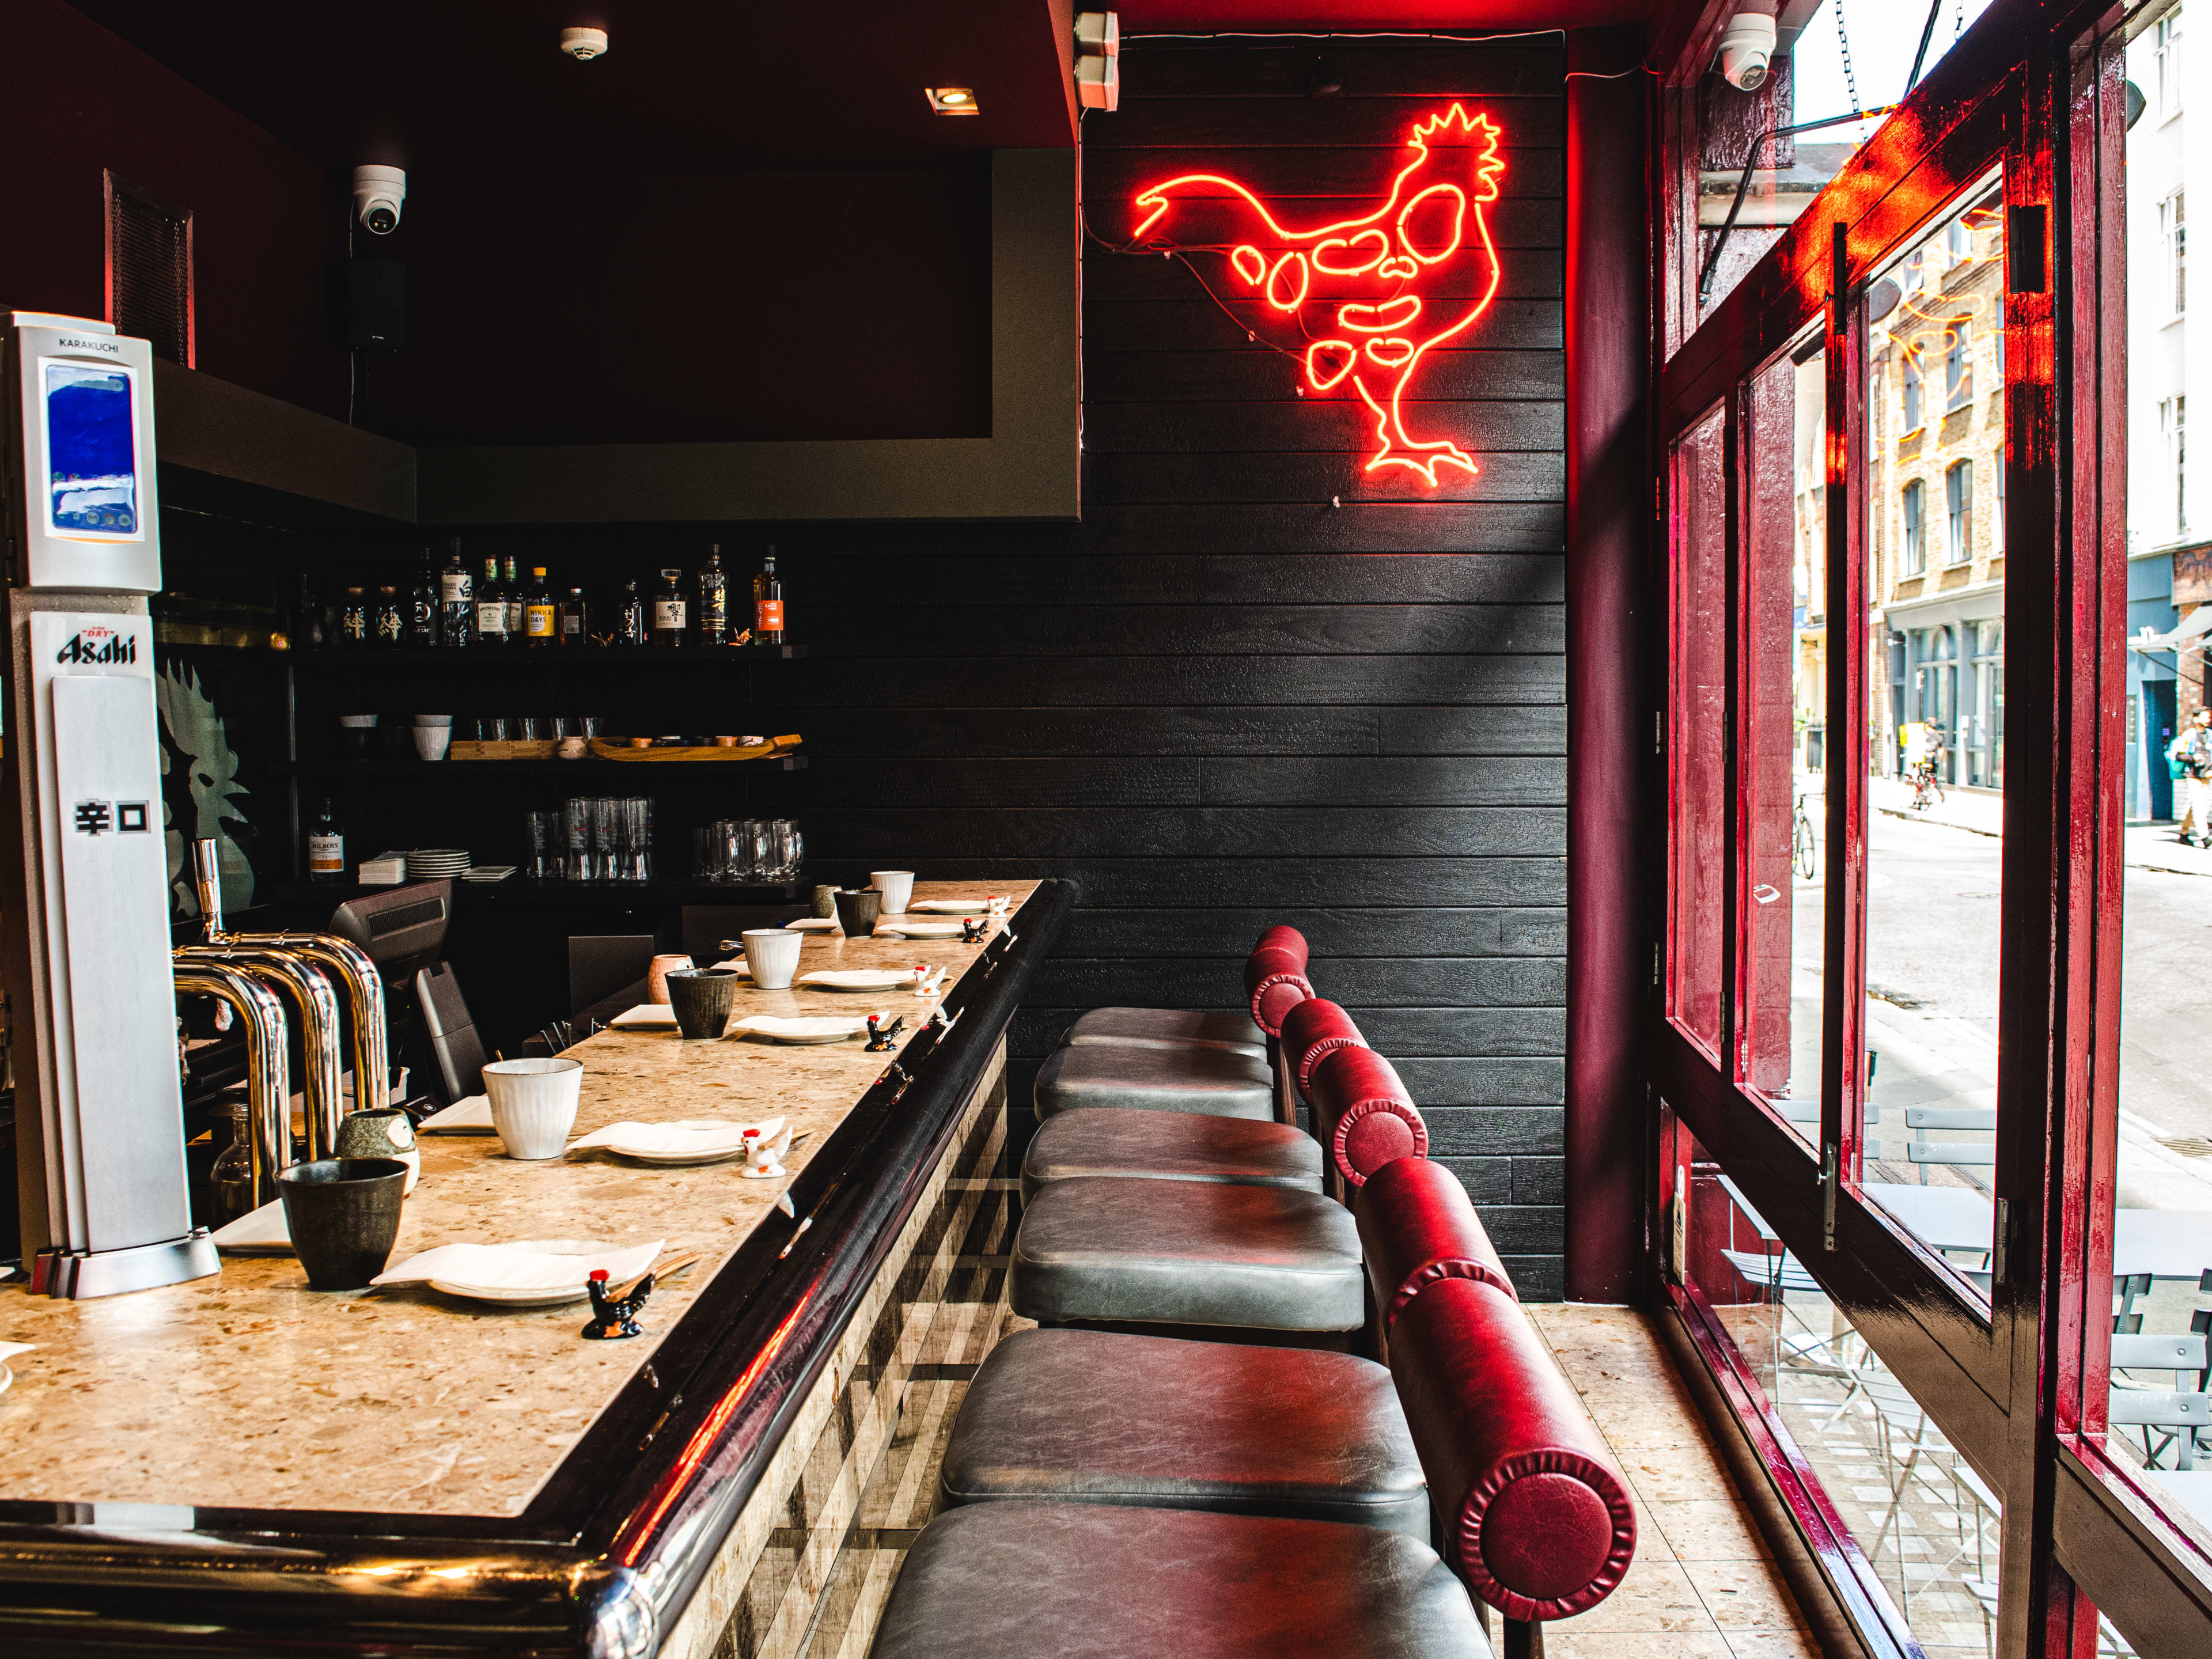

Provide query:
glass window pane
left=1741, top=342, right=1826, bottom=1134
left=1859, top=179, right=2006, bottom=1283
left=1672, top=406, right=1730, bottom=1054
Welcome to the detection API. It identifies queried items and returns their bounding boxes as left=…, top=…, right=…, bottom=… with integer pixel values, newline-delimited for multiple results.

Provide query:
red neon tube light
left=1132, top=103, right=1507, bottom=487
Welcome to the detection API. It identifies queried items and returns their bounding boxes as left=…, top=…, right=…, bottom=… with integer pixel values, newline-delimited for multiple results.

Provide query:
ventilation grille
left=105, top=173, right=192, bottom=365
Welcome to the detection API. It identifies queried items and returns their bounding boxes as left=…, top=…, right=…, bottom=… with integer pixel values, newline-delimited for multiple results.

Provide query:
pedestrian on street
left=2176, top=708, right=2212, bottom=849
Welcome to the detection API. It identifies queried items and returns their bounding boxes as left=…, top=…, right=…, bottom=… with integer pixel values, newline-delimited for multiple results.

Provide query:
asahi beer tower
left=1, top=312, right=216, bottom=1297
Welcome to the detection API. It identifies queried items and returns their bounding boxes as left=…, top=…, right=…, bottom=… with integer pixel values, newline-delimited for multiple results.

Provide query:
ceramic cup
left=332, top=1105, right=421, bottom=1195
left=812, top=884, right=840, bottom=919
left=833, top=888, right=883, bottom=939
left=665, top=969, right=740, bottom=1039
left=414, top=724, right=452, bottom=762
left=869, top=871, right=915, bottom=915
left=743, top=927, right=804, bottom=990
left=557, top=736, right=588, bottom=759
left=646, top=954, right=695, bottom=1003
left=276, top=1158, right=408, bottom=1290
left=483, top=1058, right=584, bottom=1159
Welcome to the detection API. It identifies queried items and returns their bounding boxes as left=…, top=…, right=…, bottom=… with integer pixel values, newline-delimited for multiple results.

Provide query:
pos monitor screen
left=327, top=880, right=452, bottom=983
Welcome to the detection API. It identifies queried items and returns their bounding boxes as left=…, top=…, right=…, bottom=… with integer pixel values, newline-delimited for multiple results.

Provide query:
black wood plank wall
left=769, top=38, right=1571, bottom=1294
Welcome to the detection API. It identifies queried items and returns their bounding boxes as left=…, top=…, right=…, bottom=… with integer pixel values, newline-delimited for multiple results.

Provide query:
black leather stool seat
left=1032, top=1044, right=1274, bottom=1122
left=1012, top=1177, right=1364, bottom=1332
left=1061, top=1006, right=1267, bottom=1058
left=869, top=1501, right=1490, bottom=1659
left=1021, top=1107, right=1322, bottom=1200
left=939, top=1329, right=1427, bottom=1535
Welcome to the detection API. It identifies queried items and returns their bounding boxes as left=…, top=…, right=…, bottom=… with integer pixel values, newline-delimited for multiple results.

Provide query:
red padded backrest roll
left=1388, top=1276, right=1637, bottom=1622
left=1279, top=998, right=1366, bottom=1100
left=1353, top=1154, right=1517, bottom=1323
left=1243, top=927, right=1314, bottom=1037
left=1307, top=1046, right=1428, bottom=1187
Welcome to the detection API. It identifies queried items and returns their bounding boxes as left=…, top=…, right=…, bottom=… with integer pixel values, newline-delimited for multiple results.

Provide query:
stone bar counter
left=0, top=879, right=1071, bottom=1659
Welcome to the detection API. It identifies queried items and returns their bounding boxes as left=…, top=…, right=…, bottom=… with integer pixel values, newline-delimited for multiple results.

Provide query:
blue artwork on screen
left=44, top=362, right=138, bottom=535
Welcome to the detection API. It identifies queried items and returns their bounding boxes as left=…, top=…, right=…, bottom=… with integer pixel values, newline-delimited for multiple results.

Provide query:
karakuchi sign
left=1132, top=104, right=1506, bottom=487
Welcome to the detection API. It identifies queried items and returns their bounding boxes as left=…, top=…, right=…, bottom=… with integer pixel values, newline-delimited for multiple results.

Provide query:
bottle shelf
left=289, top=643, right=805, bottom=664
left=284, top=756, right=808, bottom=777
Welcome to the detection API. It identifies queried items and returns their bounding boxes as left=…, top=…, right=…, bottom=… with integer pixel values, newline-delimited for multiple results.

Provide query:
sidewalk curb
left=1874, top=804, right=2212, bottom=877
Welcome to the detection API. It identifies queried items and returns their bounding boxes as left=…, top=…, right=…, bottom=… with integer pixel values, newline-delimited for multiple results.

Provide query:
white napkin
left=418, top=1094, right=494, bottom=1133
left=373, top=1238, right=662, bottom=1291
left=733, top=1014, right=870, bottom=1040
left=800, top=969, right=912, bottom=989
left=710, top=957, right=753, bottom=975
left=610, top=1003, right=680, bottom=1028
left=783, top=918, right=840, bottom=932
left=874, top=919, right=965, bottom=937
left=569, top=1118, right=774, bottom=1157
left=907, top=897, right=998, bottom=914
left=210, top=1198, right=291, bottom=1253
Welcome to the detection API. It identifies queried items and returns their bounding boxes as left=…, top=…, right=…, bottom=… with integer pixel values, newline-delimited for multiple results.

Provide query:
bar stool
left=1059, top=1006, right=1266, bottom=1059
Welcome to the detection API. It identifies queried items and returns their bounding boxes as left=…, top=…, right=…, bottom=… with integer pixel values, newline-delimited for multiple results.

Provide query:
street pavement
left=1787, top=778, right=2212, bottom=1211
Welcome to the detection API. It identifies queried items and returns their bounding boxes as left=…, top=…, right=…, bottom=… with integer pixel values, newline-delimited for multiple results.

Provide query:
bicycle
left=1793, top=793, right=1817, bottom=881
left=1909, top=758, right=1946, bottom=812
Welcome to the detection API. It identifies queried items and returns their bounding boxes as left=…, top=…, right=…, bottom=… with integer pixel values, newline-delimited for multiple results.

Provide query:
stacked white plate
left=733, top=1014, right=872, bottom=1043
left=907, top=897, right=998, bottom=914
left=570, top=1117, right=786, bottom=1166
left=875, top=918, right=965, bottom=938
left=406, top=849, right=471, bottom=878
left=373, top=1238, right=663, bottom=1306
left=799, top=968, right=912, bottom=992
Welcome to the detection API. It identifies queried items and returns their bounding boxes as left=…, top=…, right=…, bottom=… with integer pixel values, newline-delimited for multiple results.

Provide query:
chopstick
left=605, top=1250, right=705, bottom=1302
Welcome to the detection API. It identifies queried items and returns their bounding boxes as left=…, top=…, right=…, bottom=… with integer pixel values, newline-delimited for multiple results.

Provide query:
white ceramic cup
left=482, top=1058, right=583, bottom=1160
left=646, top=955, right=694, bottom=1003
left=743, top=928, right=804, bottom=990
left=414, top=724, right=452, bottom=762
left=870, top=870, right=915, bottom=915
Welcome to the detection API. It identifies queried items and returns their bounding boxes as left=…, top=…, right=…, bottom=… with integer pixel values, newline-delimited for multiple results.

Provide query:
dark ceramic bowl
left=832, top=887, right=882, bottom=938
left=277, top=1158, right=408, bottom=1291
left=665, top=968, right=740, bottom=1040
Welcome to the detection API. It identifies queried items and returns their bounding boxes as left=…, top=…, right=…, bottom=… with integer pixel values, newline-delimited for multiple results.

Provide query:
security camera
left=353, top=165, right=407, bottom=236
left=1717, top=13, right=1777, bottom=93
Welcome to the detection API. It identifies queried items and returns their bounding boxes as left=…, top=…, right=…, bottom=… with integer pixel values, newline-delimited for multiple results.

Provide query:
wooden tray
left=449, top=739, right=558, bottom=760
left=587, top=734, right=802, bottom=763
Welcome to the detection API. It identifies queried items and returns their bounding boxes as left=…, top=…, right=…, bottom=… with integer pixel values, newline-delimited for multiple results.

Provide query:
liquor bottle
left=752, top=547, right=784, bottom=647
left=559, top=586, right=590, bottom=646
left=617, top=579, right=649, bottom=646
left=475, top=556, right=508, bottom=646
left=372, top=585, right=404, bottom=647
left=696, top=544, right=729, bottom=646
left=299, top=574, right=326, bottom=647
left=339, top=586, right=369, bottom=648
left=406, top=550, right=438, bottom=647
left=439, top=539, right=473, bottom=648
left=503, top=555, right=525, bottom=643
left=652, top=567, right=688, bottom=647
left=523, top=566, right=557, bottom=646
left=307, top=797, right=346, bottom=883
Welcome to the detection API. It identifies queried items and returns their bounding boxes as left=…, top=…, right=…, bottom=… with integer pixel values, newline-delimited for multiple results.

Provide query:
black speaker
left=345, top=257, right=408, bottom=350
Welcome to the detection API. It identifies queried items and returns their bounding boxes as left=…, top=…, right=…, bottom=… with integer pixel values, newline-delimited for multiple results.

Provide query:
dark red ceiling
left=64, top=1, right=1078, bottom=176
left=1116, top=2, right=1655, bottom=30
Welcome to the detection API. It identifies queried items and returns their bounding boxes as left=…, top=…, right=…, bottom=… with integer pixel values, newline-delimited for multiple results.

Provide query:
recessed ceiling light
left=560, top=26, right=608, bottom=60
left=926, top=88, right=979, bottom=115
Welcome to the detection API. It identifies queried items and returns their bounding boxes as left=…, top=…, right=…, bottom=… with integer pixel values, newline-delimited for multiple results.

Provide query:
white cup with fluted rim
left=743, top=928, right=804, bottom=990
left=870, top=871, right=915, bottom=915
left=483, top=1058, right=582, bottom=1159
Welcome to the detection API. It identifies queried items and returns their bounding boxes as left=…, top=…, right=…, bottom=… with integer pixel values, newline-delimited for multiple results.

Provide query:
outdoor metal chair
left=1905, top=1104, right=1998, bottom=1185
left=2107, top=1390, right=2212, bottom=1471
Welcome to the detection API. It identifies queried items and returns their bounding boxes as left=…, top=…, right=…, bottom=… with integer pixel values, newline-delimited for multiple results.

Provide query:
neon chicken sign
left=1132, top=103, right=1507, bottom=487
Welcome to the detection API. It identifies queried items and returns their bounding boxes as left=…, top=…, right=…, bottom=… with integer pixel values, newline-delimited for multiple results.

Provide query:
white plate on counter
left=906, top=897, right=1001, bottom=914
left=418, top=1094, right=494, bottom=1134
left=569, top=1118, right=784, bottom=1166
left=0, top=1342, right=31, bottom=1397
left=783, top=918, right=840, bottom=932
left=798, top=969, right=912, bottom=992
left=609, top=1003, right=680, bottom=1028
left=375, top=1238, right=663, bottom=1306
left=733, top=1014, right=872, bottom=1044
left=709, top=957, right=753, bottom=974
left=874, top=919, right=966, bottom=938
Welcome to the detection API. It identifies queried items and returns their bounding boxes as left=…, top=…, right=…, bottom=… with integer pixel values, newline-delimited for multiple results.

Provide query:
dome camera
left=1717, top=13, right=1777, bottom=93
left=353, top=164, right=407, bottom=235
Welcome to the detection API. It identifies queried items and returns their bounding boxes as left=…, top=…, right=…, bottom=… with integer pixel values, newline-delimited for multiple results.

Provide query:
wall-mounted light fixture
left=926, top=87, right=980, bottom=115
left=1074, top=12, right=1120, bottom=111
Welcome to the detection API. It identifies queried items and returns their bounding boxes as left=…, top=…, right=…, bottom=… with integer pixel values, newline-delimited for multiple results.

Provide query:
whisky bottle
left=339, top=586, right=369, bottom=648
left=523, top=567, right=557, bottom=646
left=307, top=798, right=346, bottom=883
left=652, top=568, right=688, bottom=647
left=559, top=586, right=590, bottom=646
left=439, top=539, right=474, bottom=649
left=752, top=547, right=784, bottom=647
left=475, top=556, right=508, bottom=646
left=697, top=545, right=729, bottom=646
left=503, top=554, right=525, bottom=644
left=617, top=579, right=649, bottom=646
left=372, top=585, right=404, bottom=647
left=407, top=551, right=438, bottom=647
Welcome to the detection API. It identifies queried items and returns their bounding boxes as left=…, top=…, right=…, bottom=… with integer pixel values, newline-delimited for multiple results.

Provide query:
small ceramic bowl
left=483, top=1059, right=584, bottom=1160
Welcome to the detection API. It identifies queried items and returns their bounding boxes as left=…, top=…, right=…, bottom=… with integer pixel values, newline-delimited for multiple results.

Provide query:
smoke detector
left=561, top=26, right=608, bottom=60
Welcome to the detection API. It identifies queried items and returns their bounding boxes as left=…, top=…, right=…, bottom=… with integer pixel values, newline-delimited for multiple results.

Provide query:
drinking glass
left=772, top=819, right=802, bottom=881
left=517, top=715, right=546, bottom=741
left=746, top=819, right=774, bottom=884
left=525, top=810, right=561, bottom=880
left=484, top=715, right=511, bottom=741
left=623, top=798, right=652, bottom=882
left=563, top=797, right=595, bottom=881
left=590, top=798, right=620, bottom=881
left=579, top=715, right=604, bottom=737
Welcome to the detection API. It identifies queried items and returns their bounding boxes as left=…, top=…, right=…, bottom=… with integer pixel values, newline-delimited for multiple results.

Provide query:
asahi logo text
left=55, top=628, right=135, bottom=665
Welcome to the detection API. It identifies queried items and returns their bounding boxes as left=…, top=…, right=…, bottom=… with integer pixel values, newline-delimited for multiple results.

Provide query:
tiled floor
left=1528, top=1304, right=1824, bottom=1659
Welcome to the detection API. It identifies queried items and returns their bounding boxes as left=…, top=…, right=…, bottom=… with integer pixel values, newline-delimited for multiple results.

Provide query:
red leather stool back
left=1306, top=1046, right=1428, bottom=1187
left=1279, top=998, right=1366, bottom=1100
left=1353, top=1153, right=1517, bottom=1325
left=1389, top=1275, right=1637, bottom=1622
left=1243, top=925, right=1314, bottom=1037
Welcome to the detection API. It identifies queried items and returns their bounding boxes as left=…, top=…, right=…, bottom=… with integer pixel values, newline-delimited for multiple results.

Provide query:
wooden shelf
left=285, top=755, right=808, bottom=777
left=290, top=643, right=805, bottom=664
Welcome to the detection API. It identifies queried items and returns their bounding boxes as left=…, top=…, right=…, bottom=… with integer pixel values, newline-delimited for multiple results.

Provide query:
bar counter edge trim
left=0, top=878, right=1076, bottom=1659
